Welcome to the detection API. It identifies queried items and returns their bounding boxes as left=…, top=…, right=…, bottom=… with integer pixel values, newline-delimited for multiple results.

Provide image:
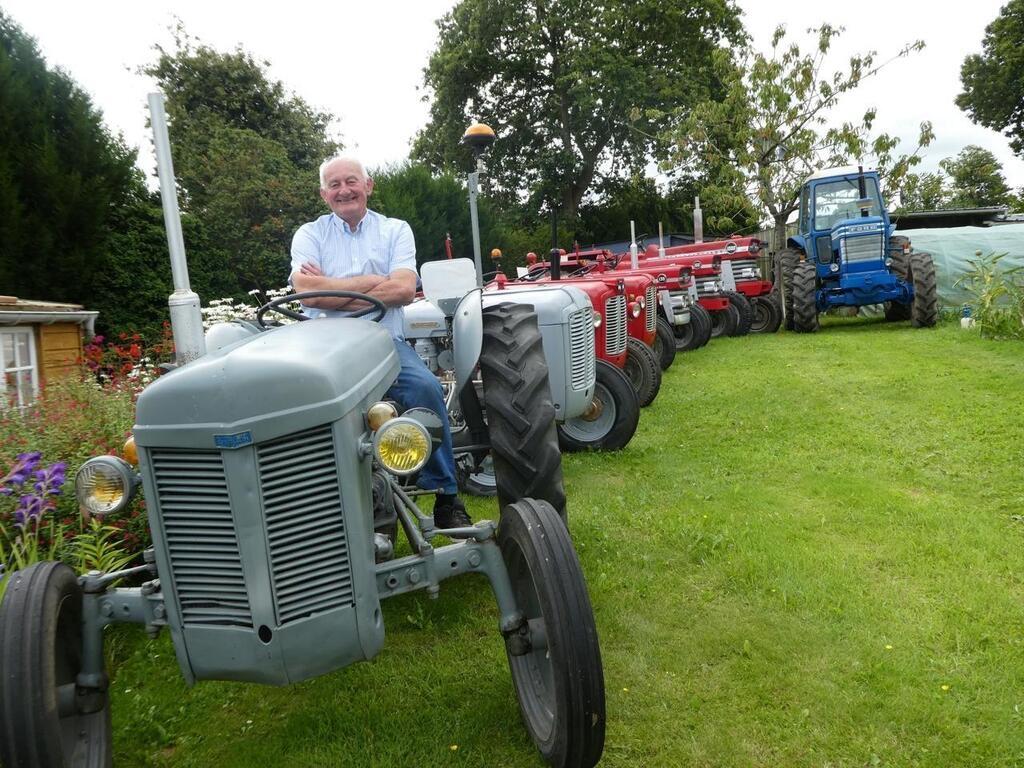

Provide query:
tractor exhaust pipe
left=549, top=208, right=561, bottom=281
left=693, top=196, right=704, bottom=244
left=148, top=93, right=205, bottom=366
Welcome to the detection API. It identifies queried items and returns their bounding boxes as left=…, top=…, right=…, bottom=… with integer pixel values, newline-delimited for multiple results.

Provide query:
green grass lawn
left=108, top=318, right=1024, bottom=767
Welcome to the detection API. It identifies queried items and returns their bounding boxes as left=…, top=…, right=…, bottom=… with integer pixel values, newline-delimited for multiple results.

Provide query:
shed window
left=1, top=327, right=39, bottom=408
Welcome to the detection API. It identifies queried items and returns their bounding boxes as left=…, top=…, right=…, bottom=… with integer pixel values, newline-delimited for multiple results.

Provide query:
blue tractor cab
left=778, top=166, right=937, bottom=332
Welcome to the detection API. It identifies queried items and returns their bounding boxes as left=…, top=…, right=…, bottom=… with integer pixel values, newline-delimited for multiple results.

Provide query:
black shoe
left=433, top=494, right=473, bottom=531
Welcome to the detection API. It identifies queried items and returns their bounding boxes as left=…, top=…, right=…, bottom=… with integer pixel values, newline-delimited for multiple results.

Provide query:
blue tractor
left=777, top=166, right=938, bottom=333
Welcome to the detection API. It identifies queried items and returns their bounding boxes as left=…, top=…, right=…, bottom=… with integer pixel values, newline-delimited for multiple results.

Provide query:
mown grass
left=107, top=318, right=1024, bottom=767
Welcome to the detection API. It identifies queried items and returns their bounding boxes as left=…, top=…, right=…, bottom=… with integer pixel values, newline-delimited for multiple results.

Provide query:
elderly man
left=290, top=155, right=471, bottom=531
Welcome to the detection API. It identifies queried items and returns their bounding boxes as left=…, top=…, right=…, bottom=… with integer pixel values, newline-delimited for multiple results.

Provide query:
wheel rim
left=750, top=301, right=770, bottom=333
left=674, top=322, right=694, bottom=349
left=505, top=538, right=556, bottom=741
left=623, top=352, right=643, bottom=392
left=53, top=591, right=107, bottom=763
left=468, top=455, right=497, bottom=492
left=709, top=311, right=727, bottom=338
left=560, top=381, right=617, bottom=443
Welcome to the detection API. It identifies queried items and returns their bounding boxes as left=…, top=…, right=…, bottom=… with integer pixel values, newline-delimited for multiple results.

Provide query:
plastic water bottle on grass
left=961, top=304, right=975, bottom=330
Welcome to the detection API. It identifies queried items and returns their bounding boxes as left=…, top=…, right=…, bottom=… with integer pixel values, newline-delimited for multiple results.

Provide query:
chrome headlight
left=373, top=417, right=432, bottom=476
left=592, top=310, right=602, bottom=328
left=75, top=456, right=139, bottom=517
left=830, top=263, right=840, bottom=273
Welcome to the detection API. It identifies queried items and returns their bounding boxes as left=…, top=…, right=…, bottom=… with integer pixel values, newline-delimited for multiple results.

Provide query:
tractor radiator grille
left=842, top=234, right=883, bottom=263
left=151, top=450, right=252, bottom=628
left=568, top=306, right=596, bottom=391
left=645, top=285, right=657, bottom=333
left=695, top=276, right=719, bottom=296
left=257, top=425, right=354, bottom=625
left=604, top=295, right=627, bottom=357
left=729, top=258, right=762, bottom=281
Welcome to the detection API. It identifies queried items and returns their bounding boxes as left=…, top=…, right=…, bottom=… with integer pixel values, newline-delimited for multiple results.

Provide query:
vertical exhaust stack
left=629, top=220, right=638, bottom=269
left=693, top=196, right=704, bottom=244
left=658, top=221, right=666, bottom=259
left=549, top=208, right=561, bottom=281
left=148, top=92, right=206, bottom=366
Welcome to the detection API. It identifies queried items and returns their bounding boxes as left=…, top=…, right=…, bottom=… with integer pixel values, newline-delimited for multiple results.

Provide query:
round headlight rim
left=371, top=416, right=433, bottom=477
left=74, top=455, right=138, bottom=518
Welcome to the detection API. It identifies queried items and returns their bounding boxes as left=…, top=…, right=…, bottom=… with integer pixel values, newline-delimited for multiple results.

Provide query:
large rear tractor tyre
left=708, top=303, right=740, bottom=339
left=653, top=317, right=677, bottom=370
left=479, top=302, right=567, bottom=523
left=0, top=562, right=113, bottom=768
left=724, top=291, right=753, bottom=336
left=558, top=360, right=639, bottom=452
left=910, top=252, right=938, bottom=328
left=776, top=249, right=799, bottom=330
left=623, top=338, right=662, bottom=407
left=499, top=498, right=606, bottom=768
left=689, top=303, right=713, bottom=349
left=792, top=261, right=820, bottom=333
left=750, top=295, right=783, bottom=334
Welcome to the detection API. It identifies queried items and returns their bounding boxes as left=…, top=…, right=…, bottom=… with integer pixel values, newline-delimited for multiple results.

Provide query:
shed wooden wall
left=36, top=323, right=83, bottom=382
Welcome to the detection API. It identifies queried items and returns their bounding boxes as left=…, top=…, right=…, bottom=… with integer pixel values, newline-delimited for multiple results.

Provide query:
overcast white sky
left=4, top=0, right=1022, bottom=189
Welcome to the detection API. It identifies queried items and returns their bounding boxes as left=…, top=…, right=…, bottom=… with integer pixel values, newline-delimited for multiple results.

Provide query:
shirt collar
left=332, top=209, right=374, bottom=234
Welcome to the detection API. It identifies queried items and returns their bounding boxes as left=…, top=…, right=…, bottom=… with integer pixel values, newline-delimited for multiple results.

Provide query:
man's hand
left=291, top=264, right=388, bottom=309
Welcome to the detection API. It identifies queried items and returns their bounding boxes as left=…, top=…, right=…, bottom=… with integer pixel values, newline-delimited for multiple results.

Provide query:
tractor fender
left=788, top=234, right=807, bottom=254
left=451, top=288, right=483, bottom=401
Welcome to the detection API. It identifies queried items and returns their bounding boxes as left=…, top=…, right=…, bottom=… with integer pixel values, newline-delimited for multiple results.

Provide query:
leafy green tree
left=666, top=24, right=933, bottom=251
left=142, top=27, right=340, bottom=292
left=0, top=11, right=137, bottom=306
left=941, top=145, right=1014, bottom=208
left=957, top=0, right=1024, bottom=157
left=413, top=0, right=743, bottom=221
left=897, top=172, right=948, bottom=212
left=369, top=162, right=504, bottom=269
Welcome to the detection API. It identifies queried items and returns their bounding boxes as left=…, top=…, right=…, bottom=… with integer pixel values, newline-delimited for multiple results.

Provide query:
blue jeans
left=385, top=339, right=458, bottom=495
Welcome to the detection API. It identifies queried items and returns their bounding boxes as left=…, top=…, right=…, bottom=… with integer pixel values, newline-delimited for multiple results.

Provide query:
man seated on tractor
left=290, top=155, right=471, bottom=531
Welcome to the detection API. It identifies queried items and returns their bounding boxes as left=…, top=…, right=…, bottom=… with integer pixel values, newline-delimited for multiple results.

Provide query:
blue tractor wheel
left=909, top=252, right=938, bottom=327
left=776, top=249, right=800, bottom=330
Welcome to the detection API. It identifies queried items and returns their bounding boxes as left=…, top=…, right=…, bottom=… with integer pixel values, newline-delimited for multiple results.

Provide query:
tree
left=941, top=145, right=1014, bottom=208
left=0, top=11, right=137, bottom=306
left=142, top=27, right=340, bottom=292
left=413, top=0, right=743, bottom=221
left=666, top=25, right=933, bottom=252
left=957, top=0, right=1024, bottom=157
left=897, top=172, right=948, bottom=212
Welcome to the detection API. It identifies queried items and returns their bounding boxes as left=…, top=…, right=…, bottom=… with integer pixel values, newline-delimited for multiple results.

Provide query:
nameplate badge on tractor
left=214, top=431, right=254, bottom=449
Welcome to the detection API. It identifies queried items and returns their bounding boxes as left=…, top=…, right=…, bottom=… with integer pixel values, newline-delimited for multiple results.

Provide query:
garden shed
left=0, top=295, right=98, bottom=407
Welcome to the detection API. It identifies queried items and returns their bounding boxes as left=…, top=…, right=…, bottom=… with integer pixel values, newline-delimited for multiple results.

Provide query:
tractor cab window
left=799, top=186, right=810, bottom=231
left=813, top=177, right=882, bottom=230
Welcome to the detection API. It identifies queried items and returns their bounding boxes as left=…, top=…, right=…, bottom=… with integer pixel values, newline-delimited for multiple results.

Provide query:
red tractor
left=486, top=260, right=642, bottom=452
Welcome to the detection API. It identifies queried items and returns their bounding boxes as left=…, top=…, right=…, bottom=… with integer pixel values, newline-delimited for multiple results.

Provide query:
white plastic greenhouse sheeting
left=892, top=224, right=1024, bottom=308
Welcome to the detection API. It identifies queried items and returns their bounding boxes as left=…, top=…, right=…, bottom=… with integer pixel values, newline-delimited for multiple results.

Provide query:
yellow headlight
left=372, top=418, right=432, bottom=476
left=75, top=456, right=137, bottom=517
left=123, top=436, right=138, bottom=465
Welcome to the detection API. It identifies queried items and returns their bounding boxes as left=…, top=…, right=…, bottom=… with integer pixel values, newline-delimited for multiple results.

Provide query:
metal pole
left=468, top=160, right=484, bottom=287
left=693, top=196, right=704, bottom=244
left=148, top=92, right=206, bottom=365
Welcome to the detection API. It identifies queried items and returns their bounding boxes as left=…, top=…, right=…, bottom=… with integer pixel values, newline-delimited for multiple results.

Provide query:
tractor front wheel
left=708, top=303, right=740, bottom=338
left=623, top=338, right=662, bottom=407
left=653, top=317, right=677, bottom=370
left=479, top=302, right=567, bottom=523
left=557, top=360, right=639, bottom=452
left=792, top=261, right=820, bottom=333
left=690, top=304, right=713, bottom=348
left=910, top=252, right=938, bottom=327
left=724, top=291, right=753, bottom=336
left=499, top=498, right=605, bottom=768
left=0, top=562, right=112, bottom=768
left=750, top=295, right=783, bottom=333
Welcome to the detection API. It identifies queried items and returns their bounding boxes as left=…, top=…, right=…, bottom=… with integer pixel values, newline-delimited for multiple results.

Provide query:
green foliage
left=955, top=251, right=1024, bottom=339
left=666, top=24, right=933, bottom=250
left=0, top=11, right=138, bottom=307
left=414, top=0, right=743, bottom=219
left=142, top=26, right=340, bottom=292
left=71, top=519, right=136, bottom=575
left=369, top=162, right=503, bottom=268
left=941, top=145, right=1014, bottom=208
left=897, top=171, right=948, bottom=212
left=957, top=0, right=1024, bottom=157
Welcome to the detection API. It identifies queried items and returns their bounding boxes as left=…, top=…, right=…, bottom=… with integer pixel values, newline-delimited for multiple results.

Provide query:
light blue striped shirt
left=290, top=209, right=417, bottom=340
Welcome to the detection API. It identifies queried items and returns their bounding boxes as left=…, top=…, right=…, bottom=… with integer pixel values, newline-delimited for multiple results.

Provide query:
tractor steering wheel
left=256, top=290, right=388, bottom=329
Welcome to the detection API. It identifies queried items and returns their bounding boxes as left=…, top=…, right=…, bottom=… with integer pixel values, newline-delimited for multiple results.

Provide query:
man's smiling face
left=320, top=159, right=374, bottom=226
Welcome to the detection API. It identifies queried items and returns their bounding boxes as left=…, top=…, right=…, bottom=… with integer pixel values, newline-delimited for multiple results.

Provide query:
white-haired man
left=290, top=156, right=471, bottom=530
